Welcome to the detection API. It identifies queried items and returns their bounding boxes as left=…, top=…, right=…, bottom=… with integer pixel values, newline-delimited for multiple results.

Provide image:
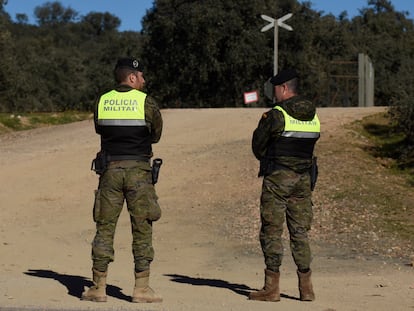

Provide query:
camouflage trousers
left=91, top=160, right=161, bottom=272
left=259, top=168, right=313, bottom=272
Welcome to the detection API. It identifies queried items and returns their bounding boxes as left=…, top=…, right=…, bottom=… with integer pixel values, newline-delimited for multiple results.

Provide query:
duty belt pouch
left=310, top=156, right=318, bottom=191
left=91, top=150, right=108, bottom=175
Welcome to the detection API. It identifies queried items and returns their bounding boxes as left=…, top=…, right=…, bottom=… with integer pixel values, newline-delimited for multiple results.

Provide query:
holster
left=151, top=158, right=163, bottom=185
left=258, top=158, right=267, bottom=177
left=310, top=157, right=318, bottom=191
left=91, top=150, right=108, bottom=175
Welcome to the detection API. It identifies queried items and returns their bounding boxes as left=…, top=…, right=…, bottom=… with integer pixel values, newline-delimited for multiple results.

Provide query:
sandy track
left=1, top=107, right=413, bottom=311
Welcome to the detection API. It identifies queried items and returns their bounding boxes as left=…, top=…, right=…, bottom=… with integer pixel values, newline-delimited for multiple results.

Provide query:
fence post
left=358, top=53, right=375, bottom=107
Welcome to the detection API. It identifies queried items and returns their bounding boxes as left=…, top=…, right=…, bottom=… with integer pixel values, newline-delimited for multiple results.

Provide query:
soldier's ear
left=128, top=73, right=136, bottom=83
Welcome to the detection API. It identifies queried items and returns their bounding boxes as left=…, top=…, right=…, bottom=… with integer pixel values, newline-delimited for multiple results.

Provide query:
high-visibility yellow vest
left=97, top=89, right=147, bottom=126
left=274, top=106, right=320, bottom=138
left=265, top=105, right=320, bottom=159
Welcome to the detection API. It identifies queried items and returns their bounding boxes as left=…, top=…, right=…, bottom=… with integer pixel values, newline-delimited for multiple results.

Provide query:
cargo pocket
left=147, top=191, right=161, bottom=221
left=93, top=189, right=101, bottom=222
left=147, top=187, right=161, bottom=221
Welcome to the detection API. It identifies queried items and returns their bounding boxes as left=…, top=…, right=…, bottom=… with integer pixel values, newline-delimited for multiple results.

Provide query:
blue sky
left=4, top=0, right=413, bottom=32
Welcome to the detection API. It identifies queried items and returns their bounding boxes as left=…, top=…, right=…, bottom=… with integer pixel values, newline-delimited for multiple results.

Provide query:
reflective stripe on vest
left=97, top=89, right=147, bottom=126
left=274, top=106, right=320, bottom=138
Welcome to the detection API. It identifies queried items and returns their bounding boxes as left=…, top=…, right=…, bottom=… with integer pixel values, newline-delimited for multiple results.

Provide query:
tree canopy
left=0, top=0, right=413, bottom=147
left=1, top=1, right=142, bottom=111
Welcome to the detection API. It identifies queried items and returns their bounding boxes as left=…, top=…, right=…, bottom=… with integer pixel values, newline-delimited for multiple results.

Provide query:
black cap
left=270, top=69, right=298, bottom=86
left=115, top=57, right=144, bottom=72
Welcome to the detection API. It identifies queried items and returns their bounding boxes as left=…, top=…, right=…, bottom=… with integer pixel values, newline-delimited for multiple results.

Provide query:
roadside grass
left=351, top=112, right=414, bottom=244
left=357, top=112, right=414, bottom=185
left=0, top=112, right=93, bottom=135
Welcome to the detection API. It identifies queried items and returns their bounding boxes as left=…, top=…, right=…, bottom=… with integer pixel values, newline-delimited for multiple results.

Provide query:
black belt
left=107, top=155, right=149, bottom=162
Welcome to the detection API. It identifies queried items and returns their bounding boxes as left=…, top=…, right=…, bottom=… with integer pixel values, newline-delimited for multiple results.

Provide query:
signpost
left=261, top=13, right=293, bottom=75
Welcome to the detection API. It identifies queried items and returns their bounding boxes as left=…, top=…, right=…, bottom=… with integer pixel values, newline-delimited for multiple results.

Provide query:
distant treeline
left=0, top=0, right=413, bottom=155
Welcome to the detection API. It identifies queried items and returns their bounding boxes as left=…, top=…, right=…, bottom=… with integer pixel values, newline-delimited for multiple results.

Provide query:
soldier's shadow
left=24, top=269, right=130, bottom=302
left=165, top=274, right=300, bottom=301
left=165, top=273, right=253, bottom=297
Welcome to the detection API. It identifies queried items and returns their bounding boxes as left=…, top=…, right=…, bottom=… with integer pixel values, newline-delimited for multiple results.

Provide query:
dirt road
left=0, top=107, right=413, bottom=311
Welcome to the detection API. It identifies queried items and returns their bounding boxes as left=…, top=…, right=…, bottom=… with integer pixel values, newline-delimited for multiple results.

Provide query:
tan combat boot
left=132, top=270, right=162, bottom=303
left=249, top=269, right=280, bottom=301
left=81, top=268, right=107, bottom=302
left=297, top=269, right=315, bottom=301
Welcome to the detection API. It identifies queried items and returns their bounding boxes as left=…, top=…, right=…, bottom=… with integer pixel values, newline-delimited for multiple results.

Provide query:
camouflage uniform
left=252, top=96, right=320, bottom=272
left=92, top=85, right=163, bottom=273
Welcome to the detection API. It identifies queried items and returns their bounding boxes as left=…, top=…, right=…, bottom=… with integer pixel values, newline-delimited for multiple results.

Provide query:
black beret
left=115, top=57, right=144, bottom=72
left=270, top=69, right=298, bottom=86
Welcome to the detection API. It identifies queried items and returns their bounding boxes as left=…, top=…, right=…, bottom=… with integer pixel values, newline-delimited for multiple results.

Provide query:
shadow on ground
left=166, top=273, right=253, bottom=297
left=165, top=274, right=300, bottom=301
left=24, top=269, right=130, bottom=302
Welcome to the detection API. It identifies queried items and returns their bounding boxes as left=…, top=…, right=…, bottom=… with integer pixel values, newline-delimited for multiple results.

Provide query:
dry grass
left=311, top=112, right=414, bottom=262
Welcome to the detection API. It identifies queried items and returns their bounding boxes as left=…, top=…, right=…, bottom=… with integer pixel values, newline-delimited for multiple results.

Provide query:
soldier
left=82, top=57, right=163, bottom=303
left=250, top=69, right=320, bottom=302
